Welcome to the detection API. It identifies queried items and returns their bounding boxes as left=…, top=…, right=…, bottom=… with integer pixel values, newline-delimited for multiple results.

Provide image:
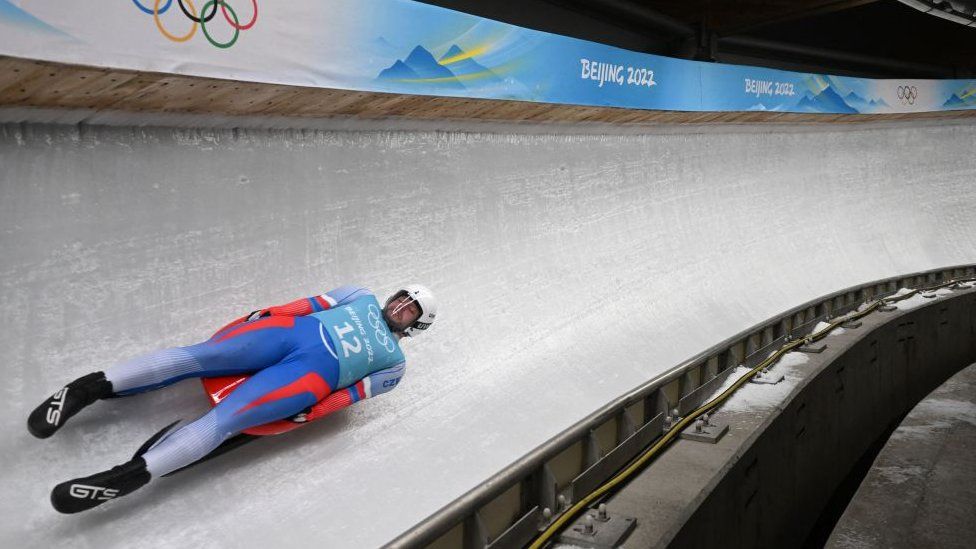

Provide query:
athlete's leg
left=49, top=317, right=338, bottom=513
left=106, top=316, right=301, bottom=395
left=29, top=316, right=303, bottom=439
left=52, top=359, right=332, bottom=514
left=137, top=355, right=335, bottom=478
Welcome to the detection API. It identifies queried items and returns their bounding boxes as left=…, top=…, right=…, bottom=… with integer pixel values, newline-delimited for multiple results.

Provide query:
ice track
left=2, top=121, right=976, bottom=548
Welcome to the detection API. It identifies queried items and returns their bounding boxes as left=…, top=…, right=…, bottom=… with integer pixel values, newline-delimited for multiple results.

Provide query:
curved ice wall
left=1, top=121, right=975, bottom=547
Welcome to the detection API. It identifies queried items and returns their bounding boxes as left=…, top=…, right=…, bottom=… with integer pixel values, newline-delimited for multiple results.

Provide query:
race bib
left=311, top=295, right=405, bottom=388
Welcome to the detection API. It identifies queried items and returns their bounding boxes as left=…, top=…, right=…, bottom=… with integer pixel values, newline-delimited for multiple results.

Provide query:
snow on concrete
left=895, top=289, right=950, bottom=310
left=812, top=320, right=846, bottom=336
left=894, top=287, right=958, bottom=310
left=872, top=465, right=927, bottom=485
left=888, top=398, right=976, bottom=441
left=891, top=287, right=916, bottom=298
left=705, top=352, right=810, bottom=413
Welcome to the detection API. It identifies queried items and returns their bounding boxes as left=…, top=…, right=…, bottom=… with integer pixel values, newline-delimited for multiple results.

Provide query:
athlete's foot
left=51, top=457, right=151, bottom=514
left=27, top=372, right=113, bottom=439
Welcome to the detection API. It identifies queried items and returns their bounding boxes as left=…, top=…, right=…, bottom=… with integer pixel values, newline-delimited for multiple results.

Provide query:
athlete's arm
left=211, top=286, right=375, bottom=338
left=250, top=286, right=374, bottom=319
left=301, top=362, right=405, bottom=423
left=320, top=286, right=375, bottom=308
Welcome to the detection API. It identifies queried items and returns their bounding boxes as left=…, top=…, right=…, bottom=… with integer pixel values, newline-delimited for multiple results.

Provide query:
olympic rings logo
left=367, top=304, right=397, bottom=353
left=897, top=85, right=918, bottom=106
left=131, top=0, right=258, bottom=49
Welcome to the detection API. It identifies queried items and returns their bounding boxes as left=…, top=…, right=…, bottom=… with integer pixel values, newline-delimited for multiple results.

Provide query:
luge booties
left=50, top=457, right=151, bottom=514
left=28, top=372, right=113, bottom=439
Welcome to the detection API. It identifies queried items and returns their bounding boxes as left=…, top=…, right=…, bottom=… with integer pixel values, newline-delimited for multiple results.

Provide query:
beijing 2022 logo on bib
left=368, top=304, right=396, bottom=353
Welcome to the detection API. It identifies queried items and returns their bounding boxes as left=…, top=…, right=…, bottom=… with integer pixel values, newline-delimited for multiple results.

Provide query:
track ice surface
left=1, top=121, right=975, bottom=548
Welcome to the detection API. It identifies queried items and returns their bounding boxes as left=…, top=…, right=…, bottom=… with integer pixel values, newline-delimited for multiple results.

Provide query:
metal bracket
left=877, top=304, right=897, bottom=312
left=558, top=505, right=636, bottom=548
left=463, top=510, right=489, bottom=549
left=680, top=416, right=730, bottom=444
left=750, top=369, right=784, bottom=384
left=572, top=413, right=663, bottom=501
left=841, top=320, right=862, bottom=329
left=798, top=343, right=827, bottom=354
left=539, top=463, right=558, bottom=516
left=486, top=506, right=541, bottom=549
left=585, top=430, right=602, bottom=468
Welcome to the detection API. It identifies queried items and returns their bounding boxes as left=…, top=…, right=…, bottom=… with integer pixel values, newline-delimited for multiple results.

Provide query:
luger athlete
left=28, top=284, right=437, bottom=514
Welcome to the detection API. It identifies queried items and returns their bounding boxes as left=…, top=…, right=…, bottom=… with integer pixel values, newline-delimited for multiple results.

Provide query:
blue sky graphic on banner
left=1, top=0, right=974, bottom=114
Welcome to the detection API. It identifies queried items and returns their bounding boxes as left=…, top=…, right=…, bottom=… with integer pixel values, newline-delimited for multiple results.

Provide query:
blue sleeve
left=321, top=286, right=375, bottom=308
left=359, top=361, right=405, bottom=399
left=303, top=361, right=405, bottom=422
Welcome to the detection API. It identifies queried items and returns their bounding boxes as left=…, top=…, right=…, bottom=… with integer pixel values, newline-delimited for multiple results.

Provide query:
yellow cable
left=528, top=278, right=971, bottom=548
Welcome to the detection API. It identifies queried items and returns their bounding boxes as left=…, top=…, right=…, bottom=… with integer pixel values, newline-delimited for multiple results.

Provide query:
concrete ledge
left=601, top=286, right=976, bottom=548
left=827, top=362, right=976, bottom=549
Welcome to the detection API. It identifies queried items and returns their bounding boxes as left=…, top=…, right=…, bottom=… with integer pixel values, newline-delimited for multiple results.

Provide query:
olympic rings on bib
left=368, top=305, right=397, bottom=354
left=134, top=0, right=258, bottom=48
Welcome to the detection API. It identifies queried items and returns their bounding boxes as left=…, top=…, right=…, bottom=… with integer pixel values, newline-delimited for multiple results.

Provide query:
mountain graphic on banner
left=438, top=45, right=503, bottom=86
left=376, top=46, right=465, bottom=89
left=377, top=60, right=421, bottom=80
left=943, top=92, right=974, bottom=108
left=843, top=90, right=888, bottom=111
left=794, top=85, right=858, bottom=113
left=0, top=0, right=69, bottom=35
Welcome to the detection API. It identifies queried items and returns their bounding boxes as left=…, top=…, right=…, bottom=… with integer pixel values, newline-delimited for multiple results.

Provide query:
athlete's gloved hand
left=246, top=310, right=271, bottom=322
left=289, top=406, right=313, bottom=423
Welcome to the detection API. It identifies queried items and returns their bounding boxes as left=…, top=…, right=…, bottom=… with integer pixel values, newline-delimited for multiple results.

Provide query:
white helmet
left=384, top=284, right=437, bottom=337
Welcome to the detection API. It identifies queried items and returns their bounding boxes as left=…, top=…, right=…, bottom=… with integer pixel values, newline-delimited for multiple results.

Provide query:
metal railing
left=387, top=264, right=976, bottom=549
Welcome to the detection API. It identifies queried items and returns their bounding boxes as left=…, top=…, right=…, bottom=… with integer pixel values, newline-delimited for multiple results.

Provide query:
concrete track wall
left=2, top=120, right=976, bottom=547
left=664, top=289, right=976, bottom=548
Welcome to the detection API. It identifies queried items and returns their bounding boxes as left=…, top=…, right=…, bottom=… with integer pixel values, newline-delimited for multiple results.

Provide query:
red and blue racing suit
left=103, top=286, right=405, bottom=478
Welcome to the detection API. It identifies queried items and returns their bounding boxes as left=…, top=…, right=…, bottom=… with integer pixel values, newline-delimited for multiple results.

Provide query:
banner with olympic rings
left=1, top=0, right=974, bottom=115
